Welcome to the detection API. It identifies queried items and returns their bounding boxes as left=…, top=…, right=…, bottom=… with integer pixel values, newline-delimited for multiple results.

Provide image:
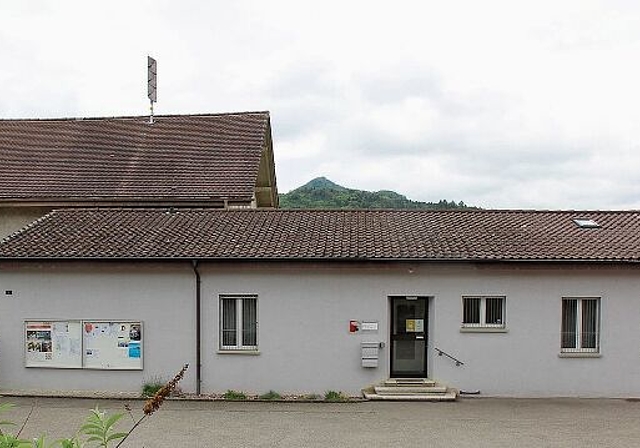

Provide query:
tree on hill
left=279, top=177, right=476, bottom=210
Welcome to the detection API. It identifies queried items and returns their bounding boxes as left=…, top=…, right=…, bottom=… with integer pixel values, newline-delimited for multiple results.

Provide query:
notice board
left=25, top=321, right=82, bottom=368
left=83, top=321, right=143, bottom=370
left=25, top=320, right=143, bottom=370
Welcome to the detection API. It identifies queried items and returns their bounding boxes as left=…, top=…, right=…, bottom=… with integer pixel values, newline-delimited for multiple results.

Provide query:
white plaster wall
left=0, top=262, right=197, bottom=394
left=200, top=262, right=394, bottom=396
left=0, top=207, right=52, bottom=240
left=430, top=264, right=640, bottom=397
left=200, top=262, right=640, bottom=397
left=1, top=260, right=639, bottom=397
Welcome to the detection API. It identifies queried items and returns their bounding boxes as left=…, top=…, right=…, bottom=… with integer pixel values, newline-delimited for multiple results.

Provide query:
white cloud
left=1, top=0, right=640, bottom=209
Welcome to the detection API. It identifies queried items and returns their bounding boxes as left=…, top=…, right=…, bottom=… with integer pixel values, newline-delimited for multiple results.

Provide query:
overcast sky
left=1, top=1, right=639, bottom=209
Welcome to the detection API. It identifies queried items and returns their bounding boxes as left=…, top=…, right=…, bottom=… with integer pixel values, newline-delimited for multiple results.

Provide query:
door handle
left=416, top=335, right=424, bottom=340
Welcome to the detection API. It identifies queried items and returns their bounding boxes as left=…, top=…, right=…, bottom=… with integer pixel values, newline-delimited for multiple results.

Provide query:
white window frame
left=560, top=297, right=600, bottom=354
left=461, top=296, right=506, bottom=330
left=219, top=294, right=258, bottom=351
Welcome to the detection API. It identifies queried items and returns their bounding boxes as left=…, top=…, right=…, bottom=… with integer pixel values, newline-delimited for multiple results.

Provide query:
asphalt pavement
left=1, top=396, right=639, bottom=447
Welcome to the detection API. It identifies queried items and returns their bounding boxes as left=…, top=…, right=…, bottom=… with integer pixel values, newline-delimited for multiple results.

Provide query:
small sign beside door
left=361, top=321, right=379, bottom=332
left=350, top=320, right=379, bottom=333
left=406, top=319, right=424, bottom=332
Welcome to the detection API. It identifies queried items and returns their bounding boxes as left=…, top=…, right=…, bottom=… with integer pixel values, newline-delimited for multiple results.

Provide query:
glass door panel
left=390, top=297, right=428, bottom=377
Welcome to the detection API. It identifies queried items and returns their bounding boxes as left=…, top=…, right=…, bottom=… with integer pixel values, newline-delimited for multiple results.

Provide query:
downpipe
left=191, top=260, right=202, bottom=395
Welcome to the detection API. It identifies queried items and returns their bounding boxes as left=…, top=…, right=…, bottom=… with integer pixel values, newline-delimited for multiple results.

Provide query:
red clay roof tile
left=0, top=112, right=270, bottom=203
left=2, top=208, right=640, bottom=262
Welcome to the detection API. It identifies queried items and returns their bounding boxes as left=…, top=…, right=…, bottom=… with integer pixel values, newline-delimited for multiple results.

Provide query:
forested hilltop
left=279, top=177, right=476, bottom=209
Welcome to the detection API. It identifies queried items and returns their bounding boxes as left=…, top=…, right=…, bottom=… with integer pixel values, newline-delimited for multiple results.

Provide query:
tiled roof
left=0, top=112, right=270, bottom=203
left=2, top=208, right=640, bottom=262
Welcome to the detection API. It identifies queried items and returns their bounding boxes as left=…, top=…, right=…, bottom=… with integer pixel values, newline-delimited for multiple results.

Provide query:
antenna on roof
left=147, top=56, right=157, bottom=124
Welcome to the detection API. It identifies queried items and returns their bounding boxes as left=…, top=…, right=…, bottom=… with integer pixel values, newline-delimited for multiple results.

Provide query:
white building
left=1, top=208, right=639, bottom=398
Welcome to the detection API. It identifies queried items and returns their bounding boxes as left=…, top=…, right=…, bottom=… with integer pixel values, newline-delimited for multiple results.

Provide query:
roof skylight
left=573, top=218, right=600, bottom=228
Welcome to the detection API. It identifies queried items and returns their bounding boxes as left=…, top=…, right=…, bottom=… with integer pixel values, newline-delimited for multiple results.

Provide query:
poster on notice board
left=83, top=321, right=143, bottom=370
left=25, top=321, right=82, bottom=368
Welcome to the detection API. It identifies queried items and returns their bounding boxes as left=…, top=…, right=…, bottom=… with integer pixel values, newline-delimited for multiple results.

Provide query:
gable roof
left=2, top=208, right=640, bottom=263
left=0, top=112, right=277, bottom=207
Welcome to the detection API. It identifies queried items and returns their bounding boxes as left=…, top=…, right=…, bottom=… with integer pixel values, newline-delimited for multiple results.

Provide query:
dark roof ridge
left=0, top=110, right=270, bottom=123
left=44, top=207, right=640, bottom=215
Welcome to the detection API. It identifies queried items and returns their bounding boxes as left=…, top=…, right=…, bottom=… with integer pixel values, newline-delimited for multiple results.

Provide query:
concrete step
left=374, top=385, right=448, bottom=395
left=384, top=378, right=436, bottom=387
left=364, top=378, right=458, bottom=402
left=364, top=390, right=458, bottom=402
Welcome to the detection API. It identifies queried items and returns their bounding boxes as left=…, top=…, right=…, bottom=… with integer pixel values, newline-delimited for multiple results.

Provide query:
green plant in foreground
left=80, top=408, right=127, bottom=448
left=223, top=390, right=247, bottom=400
left=0, top=402, right=29, bottom=448
left=259, top=390, right=281, bottom=400
left=0, top=403, right=17, bottom=436
left=324, top=390, right=346, bottom=402
left=0, top=363, right=189, bottom=448
left=52, top=437, right=83, bottom=448
left=0, top=433, right=28, bottom=448
left=32, top=435, right=80, bottom=448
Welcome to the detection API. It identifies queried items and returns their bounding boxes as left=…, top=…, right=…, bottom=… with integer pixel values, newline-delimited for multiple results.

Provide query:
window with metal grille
left=561, top=297, right=599, bottom=353
left=220, top=295, right=257, bottom=350
left=462, top=296, right=505, bottom=328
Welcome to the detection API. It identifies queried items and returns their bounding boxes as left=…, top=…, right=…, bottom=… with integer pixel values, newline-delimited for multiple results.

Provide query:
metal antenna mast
left=147, top=56, right=157, bottom=124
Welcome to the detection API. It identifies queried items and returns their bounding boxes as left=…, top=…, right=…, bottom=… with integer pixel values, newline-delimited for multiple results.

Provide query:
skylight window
left=573, top=218, right=600, bottom=228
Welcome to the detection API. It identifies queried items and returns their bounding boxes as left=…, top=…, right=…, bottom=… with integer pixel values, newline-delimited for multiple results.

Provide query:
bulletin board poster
left=25, top=321, right=82, bottom=368
left=83, top=321, right=143, bottom=370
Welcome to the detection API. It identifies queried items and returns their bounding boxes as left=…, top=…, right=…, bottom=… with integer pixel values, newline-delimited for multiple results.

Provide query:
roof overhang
left=0, top=198, right=253, bottom=208
left=1, top=256, right=638, bottom=265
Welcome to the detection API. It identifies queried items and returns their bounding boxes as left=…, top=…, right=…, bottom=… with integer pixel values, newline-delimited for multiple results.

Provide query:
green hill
left=279, top=177, right=475, bottom=209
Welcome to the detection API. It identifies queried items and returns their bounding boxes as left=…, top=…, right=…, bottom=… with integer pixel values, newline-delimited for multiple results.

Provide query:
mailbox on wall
left=361, top=341, right=380, bottom=368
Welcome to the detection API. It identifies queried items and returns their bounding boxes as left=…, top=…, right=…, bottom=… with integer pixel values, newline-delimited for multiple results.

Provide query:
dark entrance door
left=390, top=296, right=428, bottom=378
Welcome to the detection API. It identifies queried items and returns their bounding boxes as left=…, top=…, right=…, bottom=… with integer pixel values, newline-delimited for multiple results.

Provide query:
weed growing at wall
left=223, top=390, right=247, bottom=400
left=141, top=376, right=165, bottom=398
left=258, top=390, right=281, bottom=400
left=324, top=390, right=347, bottom=402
